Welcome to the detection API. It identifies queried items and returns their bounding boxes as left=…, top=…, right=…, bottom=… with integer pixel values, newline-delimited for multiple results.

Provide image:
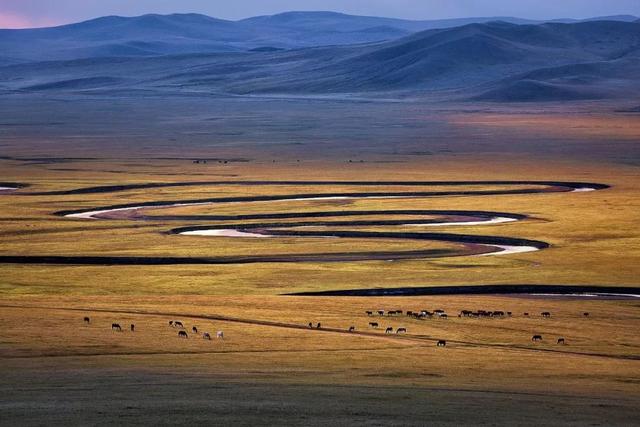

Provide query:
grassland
left=0, top=96, right=638, bottom=424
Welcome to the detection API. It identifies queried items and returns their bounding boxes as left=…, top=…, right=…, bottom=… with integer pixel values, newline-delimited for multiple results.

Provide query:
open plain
left=1, top=94, right=639, bottom=425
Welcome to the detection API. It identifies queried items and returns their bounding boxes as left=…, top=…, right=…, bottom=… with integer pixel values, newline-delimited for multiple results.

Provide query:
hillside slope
left=1, top=20, right=638, bottom=101
left=1, top=12, right=637, bottom=62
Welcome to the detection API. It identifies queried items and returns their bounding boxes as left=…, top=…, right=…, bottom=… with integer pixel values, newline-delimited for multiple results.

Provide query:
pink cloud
left=0, top=12, right=58, bottom=29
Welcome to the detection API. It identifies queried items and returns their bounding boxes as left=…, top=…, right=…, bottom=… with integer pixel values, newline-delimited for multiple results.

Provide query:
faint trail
left=0, top=304, right=636, bottom=362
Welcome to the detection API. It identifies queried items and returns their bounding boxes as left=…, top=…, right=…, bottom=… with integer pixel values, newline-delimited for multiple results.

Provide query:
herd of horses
left=363, top=308, right=589, bottom=346
left=83, top=306, right=588, bottom=349
left=83, top=316, right=224, bottom=340
left=169, top=320, right=224, bottom=340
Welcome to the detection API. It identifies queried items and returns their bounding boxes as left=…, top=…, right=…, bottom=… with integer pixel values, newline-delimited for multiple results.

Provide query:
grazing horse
left=216, top=331, right=224, bottom=339
left=406, top=311, right=413, bottom=317
left=111, top=323, right=122, bottom=332
left=192, top=326, right=198, bottom=334
left=583, top=312, right=590, bottom=317
left=557, top=338, right=566, bottom=345
left=396, top=328, right=407, bottom=334
left=541, top=312, right=551, bottom=318
left=366, top=311, right=373, bottom=316
left=130, top=324, right=135, bottom=332
left=349, top=326, right=356, bottom=332
left=532, top=335, right=543, bottom=342
left=308, top=322, right=313, bottom=328
left=203, top=333, right=211, bottom=340
left=178, top=330, right=188, bottom=338
left=385, top=327, right=393, bottom=334
left=377, top=310, right=384, bottom=316
left=369, top=322, right=379, bottom=328
left=437, top=340, right=446, bottom=347
left=169, top=321, right=174, bottom=327
left=83, top=317, right=90, bottom=324
left=316, top=323, right=322, bottom=329
left=439, top=314, right=448, bottom=319
left=174, top=321, right=184, bottom=328
left=524, top=313, right=529, bottom=317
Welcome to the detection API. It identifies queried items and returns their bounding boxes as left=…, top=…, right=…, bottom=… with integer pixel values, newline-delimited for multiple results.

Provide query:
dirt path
left=1, top=303, right=635, bottom=361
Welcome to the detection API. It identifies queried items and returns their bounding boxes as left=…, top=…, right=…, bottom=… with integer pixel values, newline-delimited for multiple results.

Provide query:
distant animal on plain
left=178, top=331, right=188, bottom=338
left=541, top=312, right=551, bottom=318
left=366, top=311, right=373, bottom=316
left=192, top=326, right=198, bottom=334
left=308, top=322, right=313, bottom=328
left=396, top=328, right=407, bottom=334
left=437, top=340, right=446, bottom=347
left=203, top=333, right=211, bottom=340
left=111, top=323, right=122, bottom=332
left=349, top=326, right=355, bottom=332
left=524, top=313, right=529, bottom=317
left=557, top=338, right=565, bottom=345
left=174, top=321, right=184, bottom=328
left=216, top=331, right=224, bottom=339
left=369, top=322, right=379, bottom=328
left=439, top=314, right=448, bottom=319
left=583, top=312, right=590, bottom=317
left=385, top=327, right=393, bottom=334
left=169, top=321, right=173, bottom=327
left=532, top=335, right=543, bottom=342
left=130, top=324, right=135, bottom=332
left=377, top=310, right=384, bottom=316
left=83, top=316, right=90, bottom=324
left=406, top=311, right=413, bottom=316
left=316, top=323, right=321, bottom=329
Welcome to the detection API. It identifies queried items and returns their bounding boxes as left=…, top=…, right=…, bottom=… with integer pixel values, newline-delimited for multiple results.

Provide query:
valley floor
left=0, top=96, right=639, bottom=424
left=1, top=294, right=639, bottom=425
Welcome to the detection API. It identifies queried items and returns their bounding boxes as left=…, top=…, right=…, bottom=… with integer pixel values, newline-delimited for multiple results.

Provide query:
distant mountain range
left=1, top=12, right=639, bottom=101
left=1, top=11, right=638, bottom=62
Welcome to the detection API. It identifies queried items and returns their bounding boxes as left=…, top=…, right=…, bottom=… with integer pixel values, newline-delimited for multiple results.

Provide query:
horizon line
left=1, top=10, right=637, bottom=31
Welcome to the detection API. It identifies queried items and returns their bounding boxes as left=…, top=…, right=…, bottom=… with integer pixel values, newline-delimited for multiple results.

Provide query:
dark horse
left=557, top=338, right=565, bottom=345
left=348, top=326, right=356, bottom=332
left=130, top=324, right=135, bottom=332
left=532, top=334, right=543, bottom=342
left=437, top=340, right=446, bottom=347
left=369, top=322, right=379, bottom=328
left=396, top=328, right=407, bottom=334
left=178, top=330, right=188, bottom=338
left=111, top=323, right=122, bottom=331
left=385, top=327, right=393, bottom=334
left=192, top=326, right=198, bottom=334
left=83, top=316, right=90, bottom=324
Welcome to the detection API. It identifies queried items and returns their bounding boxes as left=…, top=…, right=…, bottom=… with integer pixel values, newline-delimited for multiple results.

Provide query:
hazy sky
left=1, top=0, right=639, bottom=28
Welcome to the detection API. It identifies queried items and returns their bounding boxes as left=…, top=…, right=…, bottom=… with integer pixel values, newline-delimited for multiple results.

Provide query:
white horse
left=216, top=331, right=224, bottom=339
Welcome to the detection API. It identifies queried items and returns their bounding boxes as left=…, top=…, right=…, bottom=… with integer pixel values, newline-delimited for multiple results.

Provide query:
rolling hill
left=0, top=11, right=637, bottom=62
left=0, top=16, right=638, bottom=101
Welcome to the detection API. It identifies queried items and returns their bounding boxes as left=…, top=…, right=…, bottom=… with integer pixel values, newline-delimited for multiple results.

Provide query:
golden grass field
left=1, top=105, right=639, bottom=424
